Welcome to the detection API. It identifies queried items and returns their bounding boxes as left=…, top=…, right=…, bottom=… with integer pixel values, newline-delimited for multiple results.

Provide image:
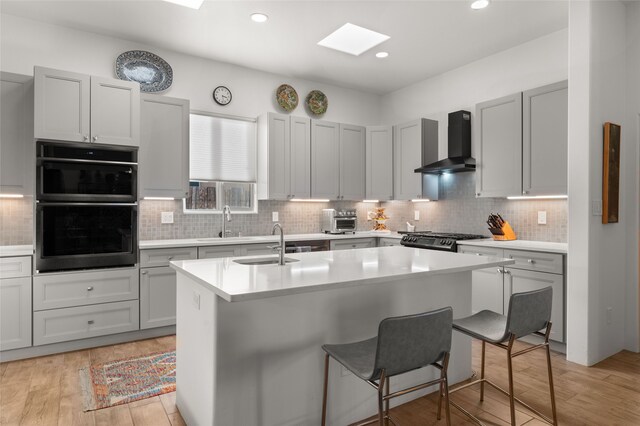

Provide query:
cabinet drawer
left=0, top=256, right=31, bottom=279
left=198, top=246, right=238, bottom=259
left=140, top=247, right=197, bottom=267
left=34, top=300, right=139, bottom=346
left=330, top=238, right=376, bottom=251
left=457, top=245, right=503, bottom=258
left=504, top=249, right=563, bottom=274
left=379, top=238, right=401, bottom=247
left=33, top=268, right=138, bottom=311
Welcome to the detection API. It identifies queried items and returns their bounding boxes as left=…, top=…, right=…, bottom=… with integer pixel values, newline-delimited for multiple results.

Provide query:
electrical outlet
left=592, top=200, right=602, bottom=216
left=192, top=291, right=201, bottom=310
left=161, top=211, right=174, bottom=224
left=414, top=210, right=420, bottom=221
left=538, top=211, right=547, bottom=225
left=606, top=307, right=612, bottom=325
left=272, top=212, right=279, bottom=222
left=367, top=211, right=374, bottom=221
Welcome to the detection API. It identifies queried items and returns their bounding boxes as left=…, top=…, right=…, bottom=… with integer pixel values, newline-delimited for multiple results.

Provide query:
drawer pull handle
left=527, top=259, right=536, bottom=264
left=496, top=268, right=503, bottom=274
left=476, top=253, right=482, bottom=256
left=87, top=286, right=94, bottom=291
left=168, top=256, right=174, bottom=260
left=88, top=320, right=94, bottom=325
left=141, top=270, right=148, bottom=275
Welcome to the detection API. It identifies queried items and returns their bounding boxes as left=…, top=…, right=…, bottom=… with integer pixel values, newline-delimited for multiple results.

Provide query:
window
left=185, top=113, right=257, bottom=214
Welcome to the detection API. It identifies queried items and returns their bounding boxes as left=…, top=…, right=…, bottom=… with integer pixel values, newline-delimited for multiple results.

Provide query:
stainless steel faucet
left=221, top=205, right=232, bottom=238
left=271, top=223, right=285, bottom=265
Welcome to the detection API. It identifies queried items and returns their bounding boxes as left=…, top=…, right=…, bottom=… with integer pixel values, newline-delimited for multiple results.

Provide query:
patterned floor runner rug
left=79, top=350, right=176, bottom=411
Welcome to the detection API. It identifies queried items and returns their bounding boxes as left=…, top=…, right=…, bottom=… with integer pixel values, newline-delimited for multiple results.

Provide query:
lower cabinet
left=378, top=237, right=401, bottom=247
left=0, top=276, right=32, bottom=351
left=34, top=300, right=139, bottom=346
left=140, top=267, right=177, bottom=329
left=330, top=238, right=376, bottom=251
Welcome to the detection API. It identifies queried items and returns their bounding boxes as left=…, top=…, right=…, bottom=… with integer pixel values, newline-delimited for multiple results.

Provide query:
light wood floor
left=1, top=336, right=639, bottom=425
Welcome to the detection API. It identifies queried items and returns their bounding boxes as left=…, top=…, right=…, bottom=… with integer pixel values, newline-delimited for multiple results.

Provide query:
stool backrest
left=373, top=307, right=452, bottom=378
left=506, top=286, right=553, bottom=338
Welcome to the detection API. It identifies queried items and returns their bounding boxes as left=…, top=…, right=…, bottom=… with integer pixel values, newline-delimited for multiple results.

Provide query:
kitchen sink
left=233, top=257, right=299, bottom=265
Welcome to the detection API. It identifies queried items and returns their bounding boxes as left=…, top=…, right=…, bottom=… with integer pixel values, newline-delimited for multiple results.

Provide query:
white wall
left=567, top=0, right=636, bottom=365
left=0, top=14, right=381, bottom=126
left=380, top=29, right=568, bottom=159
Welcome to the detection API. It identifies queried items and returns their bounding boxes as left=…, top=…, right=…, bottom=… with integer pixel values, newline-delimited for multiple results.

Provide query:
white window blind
left=189, top=114, right=256, bottom=182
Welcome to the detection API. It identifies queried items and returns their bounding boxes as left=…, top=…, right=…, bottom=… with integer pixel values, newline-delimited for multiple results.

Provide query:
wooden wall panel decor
left=602, top=122, right=621, bottom=224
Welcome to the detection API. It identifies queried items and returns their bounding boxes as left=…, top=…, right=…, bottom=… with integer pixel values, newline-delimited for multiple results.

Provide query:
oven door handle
left=36, top=202, right=138, bottom=207
left=38, top=157, right=138, bottom=167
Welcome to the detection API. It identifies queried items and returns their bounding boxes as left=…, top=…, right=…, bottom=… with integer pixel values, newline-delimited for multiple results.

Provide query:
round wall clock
left=213, top=86, right=232, bottom=105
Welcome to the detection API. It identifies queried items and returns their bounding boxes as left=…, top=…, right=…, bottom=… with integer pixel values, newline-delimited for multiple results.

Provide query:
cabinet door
left=366, top=126, right=393, bottom=201
left=505, top=268, right=564, bottom=342
left=523, top=81, right=568, bottom=196
left=34, top=66, right=90, bottom=142
left=140, top=267, right=176, bottom=329
left=475, top=93, right=522, bottom=198
left=311, top=120, right=340, bottom=199
left=289, top=116, right=311, bottom=199
left=339, top=124, right=365, bottom=200
left=90, top=76, right=140, bottom=146
left=1, top=72, right=34, bottom=196
left=458, top=245, right=504, bottom=314
left=393, top=120, right=423, bottom=200
left=140, top=95, right=190, bottom=198
left=267, top=113, right=290, bottom=200
left=0, top=277, right=31, bottom=350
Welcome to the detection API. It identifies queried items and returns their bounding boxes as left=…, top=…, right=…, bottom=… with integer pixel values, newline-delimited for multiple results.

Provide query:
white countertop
left=140, top=231, right=401, bottom=249
left=0, top=245, right=34, bottom=257
left=170, top=245, right=514, bottom=302
left=457, top=239, right=567, bottom=254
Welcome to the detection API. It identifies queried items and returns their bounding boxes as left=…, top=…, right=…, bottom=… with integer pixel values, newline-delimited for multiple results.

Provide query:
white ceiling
left=0, top=0, right=569, bottom=94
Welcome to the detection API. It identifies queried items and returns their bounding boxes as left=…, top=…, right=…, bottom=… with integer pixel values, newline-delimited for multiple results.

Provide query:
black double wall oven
left=36, top=142, right=138, bottom=272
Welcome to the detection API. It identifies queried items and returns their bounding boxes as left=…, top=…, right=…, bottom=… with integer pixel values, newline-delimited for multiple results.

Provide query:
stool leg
left=437, top=379, right=443, bottom=420
left=378, top=371, right=387, bottom=426
left=480, top=340, right=486, bottom=402
left=442, top=353, right=452, bottom=426
left=384, top=377, right=390, bottom=426
left=545, top=344, right=558, bottom=425
left=322, top=354, right=329, bottom=426
left=506, top=336, right=516, bottom=426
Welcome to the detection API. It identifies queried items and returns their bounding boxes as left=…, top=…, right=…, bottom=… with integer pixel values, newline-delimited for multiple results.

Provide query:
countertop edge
left=456, top=239, right=567, bottom=254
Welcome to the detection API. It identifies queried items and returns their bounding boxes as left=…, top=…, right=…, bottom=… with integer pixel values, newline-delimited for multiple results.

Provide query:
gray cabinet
left=476, top=81, right=568, bottom=198
left=393, top=119, right=439, bottom=201
left=197, top=243, right=274, bottom=259
left=378, top=237, right=401, bottom=247
left=34, top=66, right=140, bottom=146
left=339, top=124, right=365, bottom=200
left=140, top=94, right=190, bottom=198
left=330, top=238, right=376, bottom=251
left=0, top=256, right=32, bottom=352
left=366, top=126, right=393, bottom=201
left=457, top=245, right=505, bottom=315
left=311, top=120, right=340, bottom=199
left=522, top=81, right=568, bottom=196
left=1, top=72, right=34, bottom=196
left=475, top=93, right=523, bottom=198
left=257, top=113, right=311, bottom=200
left=140, top=247, right=196, bottom=329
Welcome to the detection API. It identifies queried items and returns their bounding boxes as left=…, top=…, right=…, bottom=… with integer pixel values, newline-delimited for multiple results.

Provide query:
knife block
left=492, top=221, right=517, bottom=241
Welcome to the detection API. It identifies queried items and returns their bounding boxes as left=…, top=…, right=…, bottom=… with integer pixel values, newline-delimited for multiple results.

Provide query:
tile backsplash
left=0, top=173, right=567, bottom=245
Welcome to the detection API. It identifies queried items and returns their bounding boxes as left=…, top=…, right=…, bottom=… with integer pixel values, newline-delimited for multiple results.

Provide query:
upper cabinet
left=34, top=66, right=140, bottom=147
left=140, top=94, right=190, bottom=199
left=338, top=124, right=365, bottom=200
left=257, top=113, right=311, bottom=200
left=475, top=81, right=568, bottom=198
left=393, top=118, right=439, bottom=201
left=522, top=81, right=568, bottom=196
left=365, top=126, right=393, bottom=201
left=311, top=120, right=340, bottom=199
left=1, top=72, right=34, bottom=196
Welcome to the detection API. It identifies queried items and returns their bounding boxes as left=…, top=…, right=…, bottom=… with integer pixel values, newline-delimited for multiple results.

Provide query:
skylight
left=317, top=23, right=390, bottom=56
left=163, top=0, right=204, bottom=10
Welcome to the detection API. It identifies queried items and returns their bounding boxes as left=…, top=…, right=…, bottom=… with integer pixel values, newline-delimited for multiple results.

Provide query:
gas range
left=399, top=231, right=485, bottom=252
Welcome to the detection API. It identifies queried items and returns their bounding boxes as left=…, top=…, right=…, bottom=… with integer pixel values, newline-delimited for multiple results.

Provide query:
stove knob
left=413, top=237, right=418, bottom=242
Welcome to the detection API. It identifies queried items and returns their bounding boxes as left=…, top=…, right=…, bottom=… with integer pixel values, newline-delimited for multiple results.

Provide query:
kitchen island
left=170, top=246, right=514, bottom=426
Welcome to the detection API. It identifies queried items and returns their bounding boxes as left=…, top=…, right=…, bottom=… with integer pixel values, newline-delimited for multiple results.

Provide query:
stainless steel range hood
left=415, top=110, right=475, bottom=175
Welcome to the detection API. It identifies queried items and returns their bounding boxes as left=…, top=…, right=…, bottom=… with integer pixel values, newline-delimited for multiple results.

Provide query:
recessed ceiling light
left=375, top=52, right=389, bottom=59
left=162, top=0, right=204, bottom=10
left=250, top=13, right=268, bottom=23
left=318, top=23, right=390, bottom=56
left=471, top=0, right=490, bottom=10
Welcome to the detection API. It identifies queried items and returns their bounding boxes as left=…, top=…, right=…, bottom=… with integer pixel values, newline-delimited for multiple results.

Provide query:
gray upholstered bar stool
left=321, top=307, right=453, bottom=426
left=449, top=286, right=558, bottom=426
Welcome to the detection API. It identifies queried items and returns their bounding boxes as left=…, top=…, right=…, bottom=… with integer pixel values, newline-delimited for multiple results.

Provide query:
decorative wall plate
left=305, top=90, right=328, bottom=115
left=115, top=50, right=173, bottom=92
left=276, top=84, right=298, bottom=111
